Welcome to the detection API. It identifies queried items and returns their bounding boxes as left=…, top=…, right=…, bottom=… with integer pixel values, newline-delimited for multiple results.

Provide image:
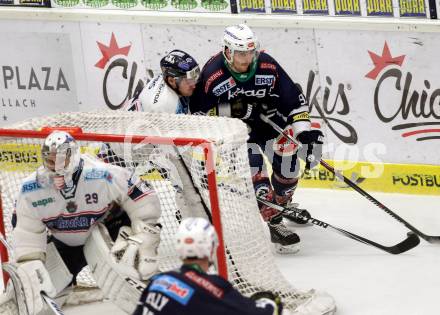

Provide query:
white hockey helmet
left=175, top=217, right=219, bottom=262
left=41, top=131, right=80, bottom=177
left=223, top=24, right=260, bottom=64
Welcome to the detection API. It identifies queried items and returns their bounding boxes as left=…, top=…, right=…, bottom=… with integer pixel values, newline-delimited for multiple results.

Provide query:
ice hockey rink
left=63, top=187, right=440, bottom=315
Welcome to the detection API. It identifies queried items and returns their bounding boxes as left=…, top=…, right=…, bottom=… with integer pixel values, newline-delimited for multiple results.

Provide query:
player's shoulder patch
left=205, top=69, right=224, bottom=93
left=258, top=52, right=277, bottom=71
left=84, top=168, right=113, bottom=183
left=21, top=179, right=42, bottom=194
left=149, top=274, right=195, bottom=305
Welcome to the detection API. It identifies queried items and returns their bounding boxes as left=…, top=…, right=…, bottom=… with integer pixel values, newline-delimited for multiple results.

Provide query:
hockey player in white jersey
left=122, top=49, right=200, bottom=114
left=10, top=131, right=162, bottom=315
left=106, top=49, right=206, bottom=223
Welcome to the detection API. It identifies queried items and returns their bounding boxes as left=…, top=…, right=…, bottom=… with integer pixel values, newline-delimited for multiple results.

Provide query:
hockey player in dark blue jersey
left=133, top=217, right=283, bottom=315
left=189, top=24, right=324, bottom=254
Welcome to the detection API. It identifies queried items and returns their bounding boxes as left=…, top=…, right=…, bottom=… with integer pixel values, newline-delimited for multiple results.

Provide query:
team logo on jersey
left=150, top=275, right=194, bottom=305
left=66, top=201, right=78, bottom=213
left=255, top=75, right=275, bottom=86
left=21, top=181, right=42, bottom=193
left=32, top=197, right=55, bottom=208
left=260, top=62, right=276, bottom=71
left=85, top=169, right=113, bottom=183
left=153, top=82, right=165, bottom=104
left=205, top=69, right=223, bottom=93
left=212, top=77, right=236, bottom=96
left=147, top=76, right=161, bottom=90
left=184, top=271, right=224, bottom=298
left=273, top=127, right=299, bottom=156
left=227, top=87, right=266, bottom=100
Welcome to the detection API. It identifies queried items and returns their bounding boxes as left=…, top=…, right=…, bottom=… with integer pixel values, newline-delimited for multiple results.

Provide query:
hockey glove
left=15, top=260, right=57, bottom=315
left=296, top=129, right=324, bottom=170
left=111, top=220, right=161, bottom=280
left=251, top=291, right=284, bottom=315
left=228, top=99, right=276, bottom=122
left=296, top=130, right=324, bottom=145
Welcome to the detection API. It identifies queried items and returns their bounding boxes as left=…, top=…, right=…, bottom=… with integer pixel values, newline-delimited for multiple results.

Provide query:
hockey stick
left=260, top=114, right=439, bottom=244
left=257, top=197, right=419, bottom=254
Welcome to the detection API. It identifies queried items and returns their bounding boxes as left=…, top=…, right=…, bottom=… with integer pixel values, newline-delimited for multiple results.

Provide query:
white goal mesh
left=0, top=111, right=313, bottom=311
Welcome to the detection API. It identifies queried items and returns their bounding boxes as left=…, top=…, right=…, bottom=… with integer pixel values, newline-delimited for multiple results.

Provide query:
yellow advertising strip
left=299, top=159, right=440, bottom=196
left=0, top=143, right=99, bottom=173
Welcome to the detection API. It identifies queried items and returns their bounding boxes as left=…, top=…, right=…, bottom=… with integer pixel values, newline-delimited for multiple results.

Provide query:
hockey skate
left=268, top=216, right=300, bottom=254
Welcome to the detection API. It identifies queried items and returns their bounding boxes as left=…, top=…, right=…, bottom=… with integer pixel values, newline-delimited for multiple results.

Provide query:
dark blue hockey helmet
left=160, top=50, right=200, bottom=83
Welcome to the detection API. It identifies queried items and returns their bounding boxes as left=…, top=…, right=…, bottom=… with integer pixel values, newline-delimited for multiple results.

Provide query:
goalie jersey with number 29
left=13, top=144, right=160, bottom=260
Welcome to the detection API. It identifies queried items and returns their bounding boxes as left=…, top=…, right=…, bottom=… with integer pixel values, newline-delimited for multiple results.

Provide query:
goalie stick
left=260, top=114, right=439, bottom=244
left=256, top=197, right=419, bottom=254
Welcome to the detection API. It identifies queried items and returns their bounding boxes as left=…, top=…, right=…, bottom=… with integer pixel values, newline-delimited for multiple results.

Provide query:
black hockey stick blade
left=259, top=113, right=440, bottom=244
left=257, top=197, right=420, bottom=254
left=330, top=228, right=420, bottom=255
left=320, top=159, right=440, bottom=244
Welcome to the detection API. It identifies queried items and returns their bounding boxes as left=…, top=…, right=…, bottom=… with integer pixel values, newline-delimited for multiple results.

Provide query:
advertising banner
left=333, top=0, right=361, bottom=15
left=366, top=0, right=394, bottom=16
left=301, top=0, right=329, bottom=13
left=314, top=30, right=440, bottom=164
left=238, top=0, right=266, bottom=12
left=50, top=0, right=231, bottom=12
left=300, top=160, right=440, bottom=195
left=80, top=23, right=146, bottom=111
left=0, top=31, right=78, bottom=127
left=0, top=0, right=50, bottom=5
left=271, top=0, right=297, bottom=13
left=398, top=0, right=427, bottom=17
left=1, top=17, right=439, bottom=167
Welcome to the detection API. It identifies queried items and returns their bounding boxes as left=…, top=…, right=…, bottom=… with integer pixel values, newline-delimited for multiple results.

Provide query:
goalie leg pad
left=3, top=261, right=57, bottom=315
left=45, top=242, right=73, bottom=295
left=83, top=223, right=146, bottom=314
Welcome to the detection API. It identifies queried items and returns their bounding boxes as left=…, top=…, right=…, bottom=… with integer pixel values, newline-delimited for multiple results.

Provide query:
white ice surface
left=64, top=188, right=440, bottom=315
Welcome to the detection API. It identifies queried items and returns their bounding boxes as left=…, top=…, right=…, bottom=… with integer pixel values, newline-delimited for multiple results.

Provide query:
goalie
left=133, top=217, right=284, bottom=315
left=9, top=130, right=162, bottom=314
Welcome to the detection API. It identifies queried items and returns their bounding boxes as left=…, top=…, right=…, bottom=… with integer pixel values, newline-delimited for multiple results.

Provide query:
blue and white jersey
left=12, top=154, right=160, bottom=260
left=123, top=75, right=189, bottom=114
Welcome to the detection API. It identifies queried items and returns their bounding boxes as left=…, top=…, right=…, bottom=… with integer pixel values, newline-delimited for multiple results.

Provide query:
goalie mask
left=175, top=217, right=219, bottom=263
left=40, top=131, right=80, bottom=189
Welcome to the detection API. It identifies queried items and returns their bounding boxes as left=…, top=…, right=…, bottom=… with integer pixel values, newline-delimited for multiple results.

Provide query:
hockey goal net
left=0, top=110, right=313, bottom=311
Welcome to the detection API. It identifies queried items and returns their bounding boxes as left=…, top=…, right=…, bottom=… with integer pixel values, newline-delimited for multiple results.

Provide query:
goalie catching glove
left=250, top=291, right=283, bottom=315
left=111, top=219, right=161, bottom=280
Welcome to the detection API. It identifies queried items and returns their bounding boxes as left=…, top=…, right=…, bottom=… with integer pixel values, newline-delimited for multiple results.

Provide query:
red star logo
left=365, top=42, right=405, bottom=80
left=95, top=33, right=131, bottom=69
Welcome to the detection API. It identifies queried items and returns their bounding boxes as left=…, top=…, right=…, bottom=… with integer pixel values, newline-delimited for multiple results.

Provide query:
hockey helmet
left=223, top=24, right=260, bottom=64
left=175, top=217, right=219, bottom=262
left=160, top=50, right=200, bottom=83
